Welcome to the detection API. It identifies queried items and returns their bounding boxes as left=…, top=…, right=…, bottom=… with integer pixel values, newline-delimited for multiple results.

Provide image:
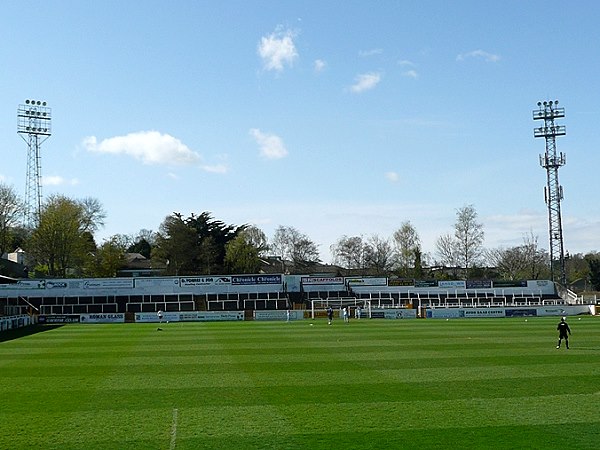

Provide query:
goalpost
left=310, top=297, right=371, bottom=319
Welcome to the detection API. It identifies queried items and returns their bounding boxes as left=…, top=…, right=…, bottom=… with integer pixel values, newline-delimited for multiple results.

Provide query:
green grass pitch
left=1, top=317, right=600, bottom=449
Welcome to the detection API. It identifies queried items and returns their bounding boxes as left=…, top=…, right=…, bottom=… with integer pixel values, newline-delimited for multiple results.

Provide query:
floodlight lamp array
left=17, top=99, right=52, bottom=135
left=25, top=99, right=47, bottom=106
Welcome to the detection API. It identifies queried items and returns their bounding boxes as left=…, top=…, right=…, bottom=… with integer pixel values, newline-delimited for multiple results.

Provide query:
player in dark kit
left=556, top=317, right=571, bottom=349
left=327, top=307, right=333, bottom=325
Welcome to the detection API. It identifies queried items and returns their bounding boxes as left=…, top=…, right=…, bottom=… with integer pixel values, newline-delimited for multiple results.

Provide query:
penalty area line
left=170, top=408, right=179, bottom=450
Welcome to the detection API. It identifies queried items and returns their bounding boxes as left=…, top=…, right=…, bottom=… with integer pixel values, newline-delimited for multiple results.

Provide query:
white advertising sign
left=80, top=313, right=125, bottom=323
left=180, top=276, right=232, bottom=287
left=301, top=276, right=344, bottom=285
left=134, top=311, right=244, bottom=323
left=461, top=308, right=505, bottom=318
left=83, top=279, right=134, bottom=289
left=0, top=280, right=46, bottom=290
left=254, top=310, right=304, bottom=321
left=135, top=278, right=180, bottom=288
left=438, top=280, right=467, bottom=289
left=345, top=277, right=388, bottom=286
left=427, top=308, right=462, bottom=319
left=197, top=311, right=244, bottom=321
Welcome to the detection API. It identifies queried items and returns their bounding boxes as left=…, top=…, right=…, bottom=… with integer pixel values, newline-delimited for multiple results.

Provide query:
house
left=117, top=253, right=167, bottom=277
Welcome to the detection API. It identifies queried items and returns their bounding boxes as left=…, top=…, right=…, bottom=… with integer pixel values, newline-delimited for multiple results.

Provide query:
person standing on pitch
left=355, top=306, right=361, bottom=320
left=157, top=310, right=164, bottom=324
left=327, top=306, right=333, bottom=325
left=556, top=316, right=571, bottom=349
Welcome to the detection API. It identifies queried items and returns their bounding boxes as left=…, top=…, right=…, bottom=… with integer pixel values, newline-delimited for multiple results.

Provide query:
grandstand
left=0, top=274, right=291, bottom=316
left=0, top=274, right=581, bottom=319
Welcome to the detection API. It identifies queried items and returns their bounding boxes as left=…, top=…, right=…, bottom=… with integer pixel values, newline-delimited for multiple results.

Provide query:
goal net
left=310, top=297, right=370, bottom=320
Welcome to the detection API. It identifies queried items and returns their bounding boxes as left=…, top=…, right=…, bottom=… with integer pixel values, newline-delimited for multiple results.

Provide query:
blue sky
left=1, top=1, right=599, bottom=263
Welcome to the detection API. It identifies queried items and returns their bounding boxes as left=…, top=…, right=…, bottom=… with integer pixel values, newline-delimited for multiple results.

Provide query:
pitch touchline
left=170, top=408, right=179, bottom=450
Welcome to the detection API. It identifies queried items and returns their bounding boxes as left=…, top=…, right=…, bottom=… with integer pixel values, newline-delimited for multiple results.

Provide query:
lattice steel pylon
left=533, top=100, right=566, bottom=285
left=17, top=99, right=52, bottom=228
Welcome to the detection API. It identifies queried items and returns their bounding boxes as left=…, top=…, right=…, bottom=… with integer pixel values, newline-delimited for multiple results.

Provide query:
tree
left=520, top=232, right=550, bottom=279
left=198, top=235, right=220, bottom=274
left=88, top=235, right=127, bottom=277
left=79, top=197, right=105, bottom=234
left=271, top=225, right=320, bottom=272
left=454, top=204, right=484, bottom=277
left=28, top=195, right=105, bottom=277
left=0, top=183, right=23, bottom=256
left=153, top=214, right=198, bottom=275
left=486, top=246, right=528, bottom=280
left=564, top=252, right=588, bottom=286
left=484, top=232, right=549, bottom=281
left=436, top=205, right=484, bottom=279
left=152, top=212, right=245, bottom=275
left=435, top=233, right=459, bottom=268
left=585, top=253, right=600, bottom=291
left=224, top=231, right=262, bottom=274
left=242, top=226, right=269, bottom=257
left=364, top=234, right=395, bottom=275
left=330, top=235, right=368, bottom=270
left=127, top=229, right=156, bottom=259
left=392, top=221, right=421, bottom=277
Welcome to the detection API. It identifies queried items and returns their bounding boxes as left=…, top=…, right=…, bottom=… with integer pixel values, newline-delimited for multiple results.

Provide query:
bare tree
left=485, top=232, right=549, bottom=280
left=364, top=234, right=395, bottom=275
left=486, top=246, right=528, bottom=280
left=435, top=233, right=459, bottom=268
left=0, top=183, right=23, bottom=256
left=521, top=231, right=549, bottom=279
left=330, top=235, right=368, bottom=269
left=79, top=197, right=106, bottom=234
left=243, top=225, right=269, bottom=257
left=271, top=225, right=320, bottom=271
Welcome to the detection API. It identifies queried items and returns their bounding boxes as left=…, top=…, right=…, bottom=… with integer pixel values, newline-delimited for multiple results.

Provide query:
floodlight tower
left=533, top=100, right=566, bottom=285
left=17, top=99, right=52, bottom=227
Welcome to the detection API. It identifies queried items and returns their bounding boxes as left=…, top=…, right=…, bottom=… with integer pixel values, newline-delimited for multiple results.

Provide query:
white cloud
left=350, top=72, right=382, bottom=93
left=314, top=59, right=326, bottom=73
left=385, top=172, right=399, bottom=182
left=398, top=59, right=416, bottom=67
left=359, top=48, right=383, bottom=57
left=456, top=49, right=501, bottom=63
left=257, top=28, right=298, bottom=72
left=83, top=131, right=202, bottom=166
left=42, top=175, right=79, bottom=186
left=402, top=70, right=418, bottom=79
left=201, top=164, right=228, bottom=174
left=249, top=128, right=288, bottom=159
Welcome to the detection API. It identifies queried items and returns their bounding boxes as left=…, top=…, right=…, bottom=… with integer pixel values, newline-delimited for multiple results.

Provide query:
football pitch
left=1, top=317, right=599, bottom=449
